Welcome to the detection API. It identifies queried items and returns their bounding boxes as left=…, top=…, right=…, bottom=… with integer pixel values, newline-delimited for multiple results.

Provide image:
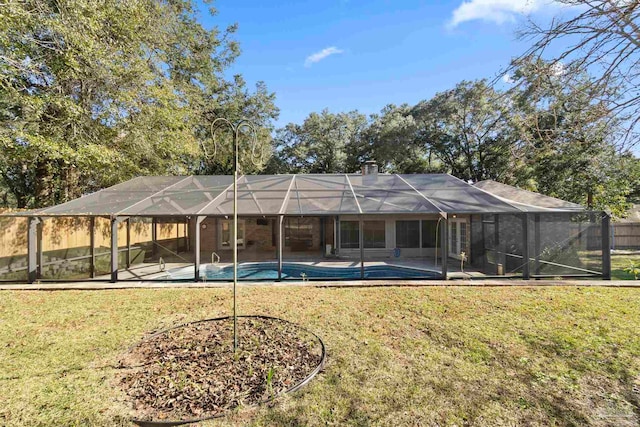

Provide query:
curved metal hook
left=205, top=118, right=265, bottom=171
left=234, top=120, right=265, bottom=170
left=203, top=118, right=236, bottom=161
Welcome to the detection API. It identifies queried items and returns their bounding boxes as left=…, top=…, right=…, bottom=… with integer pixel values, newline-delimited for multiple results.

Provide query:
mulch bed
left=118, top=316, right=324, bottom=423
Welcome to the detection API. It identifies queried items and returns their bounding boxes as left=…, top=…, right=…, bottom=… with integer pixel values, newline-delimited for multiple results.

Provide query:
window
left=340, top=221, right=360, bottom=249
left=220, top=219, right=245, bottom=249
left=364, top=221, right=385, bottom=248
left=421, top=220, right=438, bottom=248
left=459, top=222, right=468, bottom=254
left=285, top=218, right=314, bottom=250
left=396, top=220, right=419, bottom=248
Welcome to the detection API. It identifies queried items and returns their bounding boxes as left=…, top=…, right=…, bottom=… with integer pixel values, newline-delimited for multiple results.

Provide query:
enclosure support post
left=441, top=214, right=448, bottom=279
left=126, top=218, right=131, bottom=268
left=359, top=216, right=364, bottom=279
left=151, top=218, right=157, bottom=257
left=522, top=214, right=530, bottom=280
left=27, top=217, right=41, bottom=284
left=194, top=216, right=205, bottom=282
left=176, top=220, right=180, bottom=253
left=611, top=223, right=615, bottom=251
left=278, top=215, right=284, bottom=281
left=110, top=217, right=119, bottom=283
left=481, top=216, right=488, bottom=274
left=336, top=216, right=340, bottom=256
left=36, top=220, right=43, bottom=280
left=602, top=212, right=611, bottom=280
left=185, top=219, right=190, bottom=252
left=534, top=214, right=541, bottom=276
left=90, top=217, right=96, bottom=278
left=494, top=214, right=506, bottom=275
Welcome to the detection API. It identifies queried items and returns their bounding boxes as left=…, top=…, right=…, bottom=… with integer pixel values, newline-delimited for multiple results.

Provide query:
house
left=0, top=167, right=611, bottom=283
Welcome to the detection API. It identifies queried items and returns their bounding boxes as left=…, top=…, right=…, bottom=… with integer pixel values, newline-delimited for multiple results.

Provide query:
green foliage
left=2, top=1, right=637, bottom=217
left=265, top=366, right=276, bottom=397
left=362, top=104, right=438, bottom=173
left=414, top=80, right=515, bottom=182
left=624, top=261, right=640, bottom=280
left=0, top=0, right=278, bottom=208
left=273, top=65, right=638, bottom=216
left=268, top=109, right=367, bottom=174
left=508, top=59, right=634, bottom=217
left=611, top=253, right=640, bottom=280
left=538, top=242, right=582, bottom=274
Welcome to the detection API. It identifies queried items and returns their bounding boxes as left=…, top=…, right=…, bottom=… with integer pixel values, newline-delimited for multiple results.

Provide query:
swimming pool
left=164, top=262, right=441, bottom=281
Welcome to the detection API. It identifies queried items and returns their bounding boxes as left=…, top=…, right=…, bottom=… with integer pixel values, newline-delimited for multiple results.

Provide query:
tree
left=270, top=109, right=367, bottom=174
left=515, top=0, right=640, bottom=147
left=361, top=104, right=436, bottom=174
left=0, top=0, right=278, bottom=208
left=414, top=80, right=515, bottom=182
left=509, top=59, right=634, bottom=216
left=200, top=79, right=279, bottom=175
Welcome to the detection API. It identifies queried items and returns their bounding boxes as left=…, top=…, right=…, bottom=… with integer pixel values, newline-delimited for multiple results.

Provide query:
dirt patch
left=118, top=316, right=324, bottom=423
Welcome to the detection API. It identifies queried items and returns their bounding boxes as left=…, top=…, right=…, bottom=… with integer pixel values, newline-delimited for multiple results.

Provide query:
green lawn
left=1, top=286, right=639, bottom=426
left=611, top=253, right=640, bottom=280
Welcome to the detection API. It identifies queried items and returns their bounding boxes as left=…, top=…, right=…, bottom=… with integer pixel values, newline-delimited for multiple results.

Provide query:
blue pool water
left=165, top=262, right=440, bottom=281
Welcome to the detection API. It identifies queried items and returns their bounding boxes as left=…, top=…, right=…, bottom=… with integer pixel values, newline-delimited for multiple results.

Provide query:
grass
left=611, top=253, right=640, bottom=280
left=1, top=286, right=639, bottom=426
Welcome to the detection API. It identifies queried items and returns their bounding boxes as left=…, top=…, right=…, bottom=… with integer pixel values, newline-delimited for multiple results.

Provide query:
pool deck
left=1, top=258, right=612, bottom=288
left=0, top=278, right=636, bottom=290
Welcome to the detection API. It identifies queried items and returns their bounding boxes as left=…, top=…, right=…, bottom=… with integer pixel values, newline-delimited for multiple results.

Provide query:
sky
left=197, top=0, right=572, bottom=127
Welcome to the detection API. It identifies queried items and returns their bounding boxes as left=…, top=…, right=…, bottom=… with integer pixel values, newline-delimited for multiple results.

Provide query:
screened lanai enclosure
left=0, top=171, right=611, bottom=283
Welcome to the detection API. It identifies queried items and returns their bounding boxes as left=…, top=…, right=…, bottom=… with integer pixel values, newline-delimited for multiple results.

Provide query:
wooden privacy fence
left=611, top=223, right=640, bottom=249
left=590, top=222, right=640, bottom=249
left=1, top=216, right=187, bottom=258
left=1, top=215, right=187, bottom=280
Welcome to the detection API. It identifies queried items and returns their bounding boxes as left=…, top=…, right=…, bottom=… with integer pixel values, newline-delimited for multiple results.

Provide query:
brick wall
left=189, top=216, right=328, bottom=261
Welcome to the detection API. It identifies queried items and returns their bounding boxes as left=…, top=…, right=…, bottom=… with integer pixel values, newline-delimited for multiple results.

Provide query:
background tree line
left=267, top=59, right=639, bottom=218
left=1, top=1, right=638, bottom=218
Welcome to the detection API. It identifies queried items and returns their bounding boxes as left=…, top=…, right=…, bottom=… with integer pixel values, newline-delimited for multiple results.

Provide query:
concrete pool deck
left=0, top=278, right=637, bottom=290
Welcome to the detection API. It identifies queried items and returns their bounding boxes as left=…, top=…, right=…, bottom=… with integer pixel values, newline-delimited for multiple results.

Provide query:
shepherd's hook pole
left=209, top=118, right=258, bottom=353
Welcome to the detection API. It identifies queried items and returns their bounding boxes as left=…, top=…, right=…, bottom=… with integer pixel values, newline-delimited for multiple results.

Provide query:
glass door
left=448, top=219, right=468, bottom=259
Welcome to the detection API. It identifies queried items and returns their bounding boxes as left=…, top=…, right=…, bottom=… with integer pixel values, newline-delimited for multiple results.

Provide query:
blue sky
left=198, top=0, right=568, bottom=127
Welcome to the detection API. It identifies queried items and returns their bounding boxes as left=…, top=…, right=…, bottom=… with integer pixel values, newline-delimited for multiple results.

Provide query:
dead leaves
left=119, top=317, right=322, bottom=422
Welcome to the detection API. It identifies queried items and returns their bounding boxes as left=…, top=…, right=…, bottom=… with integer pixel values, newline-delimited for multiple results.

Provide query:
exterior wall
left=192, top=217, right=276, bottom=258
left=338, top=214, right=445, bottom=259
left=247, top=218, right=277, bottom=252
left=200, top=217, right=218, bottom=253
left=190, top=216, right=328, bottom=262
left=188, top=214, right=471, bottom=262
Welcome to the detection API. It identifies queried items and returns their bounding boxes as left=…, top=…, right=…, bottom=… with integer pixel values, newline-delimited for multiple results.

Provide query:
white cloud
left=502, top=73, right=514, bottom=84
left=448, top=0, right=554, bottom=28
left=304, top=46, right=344, bottom=67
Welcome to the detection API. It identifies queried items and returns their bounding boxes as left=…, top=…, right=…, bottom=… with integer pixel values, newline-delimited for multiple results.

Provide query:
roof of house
left=616, top=204, right=640, bottom=223
left=4, top=174, right=587, bottom=218
left=473, top=180, right=585, bottom=211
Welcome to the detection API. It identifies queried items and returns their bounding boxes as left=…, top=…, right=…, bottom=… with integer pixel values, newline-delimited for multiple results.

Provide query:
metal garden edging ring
left=126, top=315, right=326, bottom=427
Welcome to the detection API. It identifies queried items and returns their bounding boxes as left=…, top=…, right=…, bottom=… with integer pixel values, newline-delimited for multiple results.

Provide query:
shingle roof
left=473, top=180, right=584, bottom=211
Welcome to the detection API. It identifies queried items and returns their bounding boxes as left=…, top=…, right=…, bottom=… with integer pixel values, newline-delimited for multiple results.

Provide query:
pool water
left=165, top=262, right=440, bottom=281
